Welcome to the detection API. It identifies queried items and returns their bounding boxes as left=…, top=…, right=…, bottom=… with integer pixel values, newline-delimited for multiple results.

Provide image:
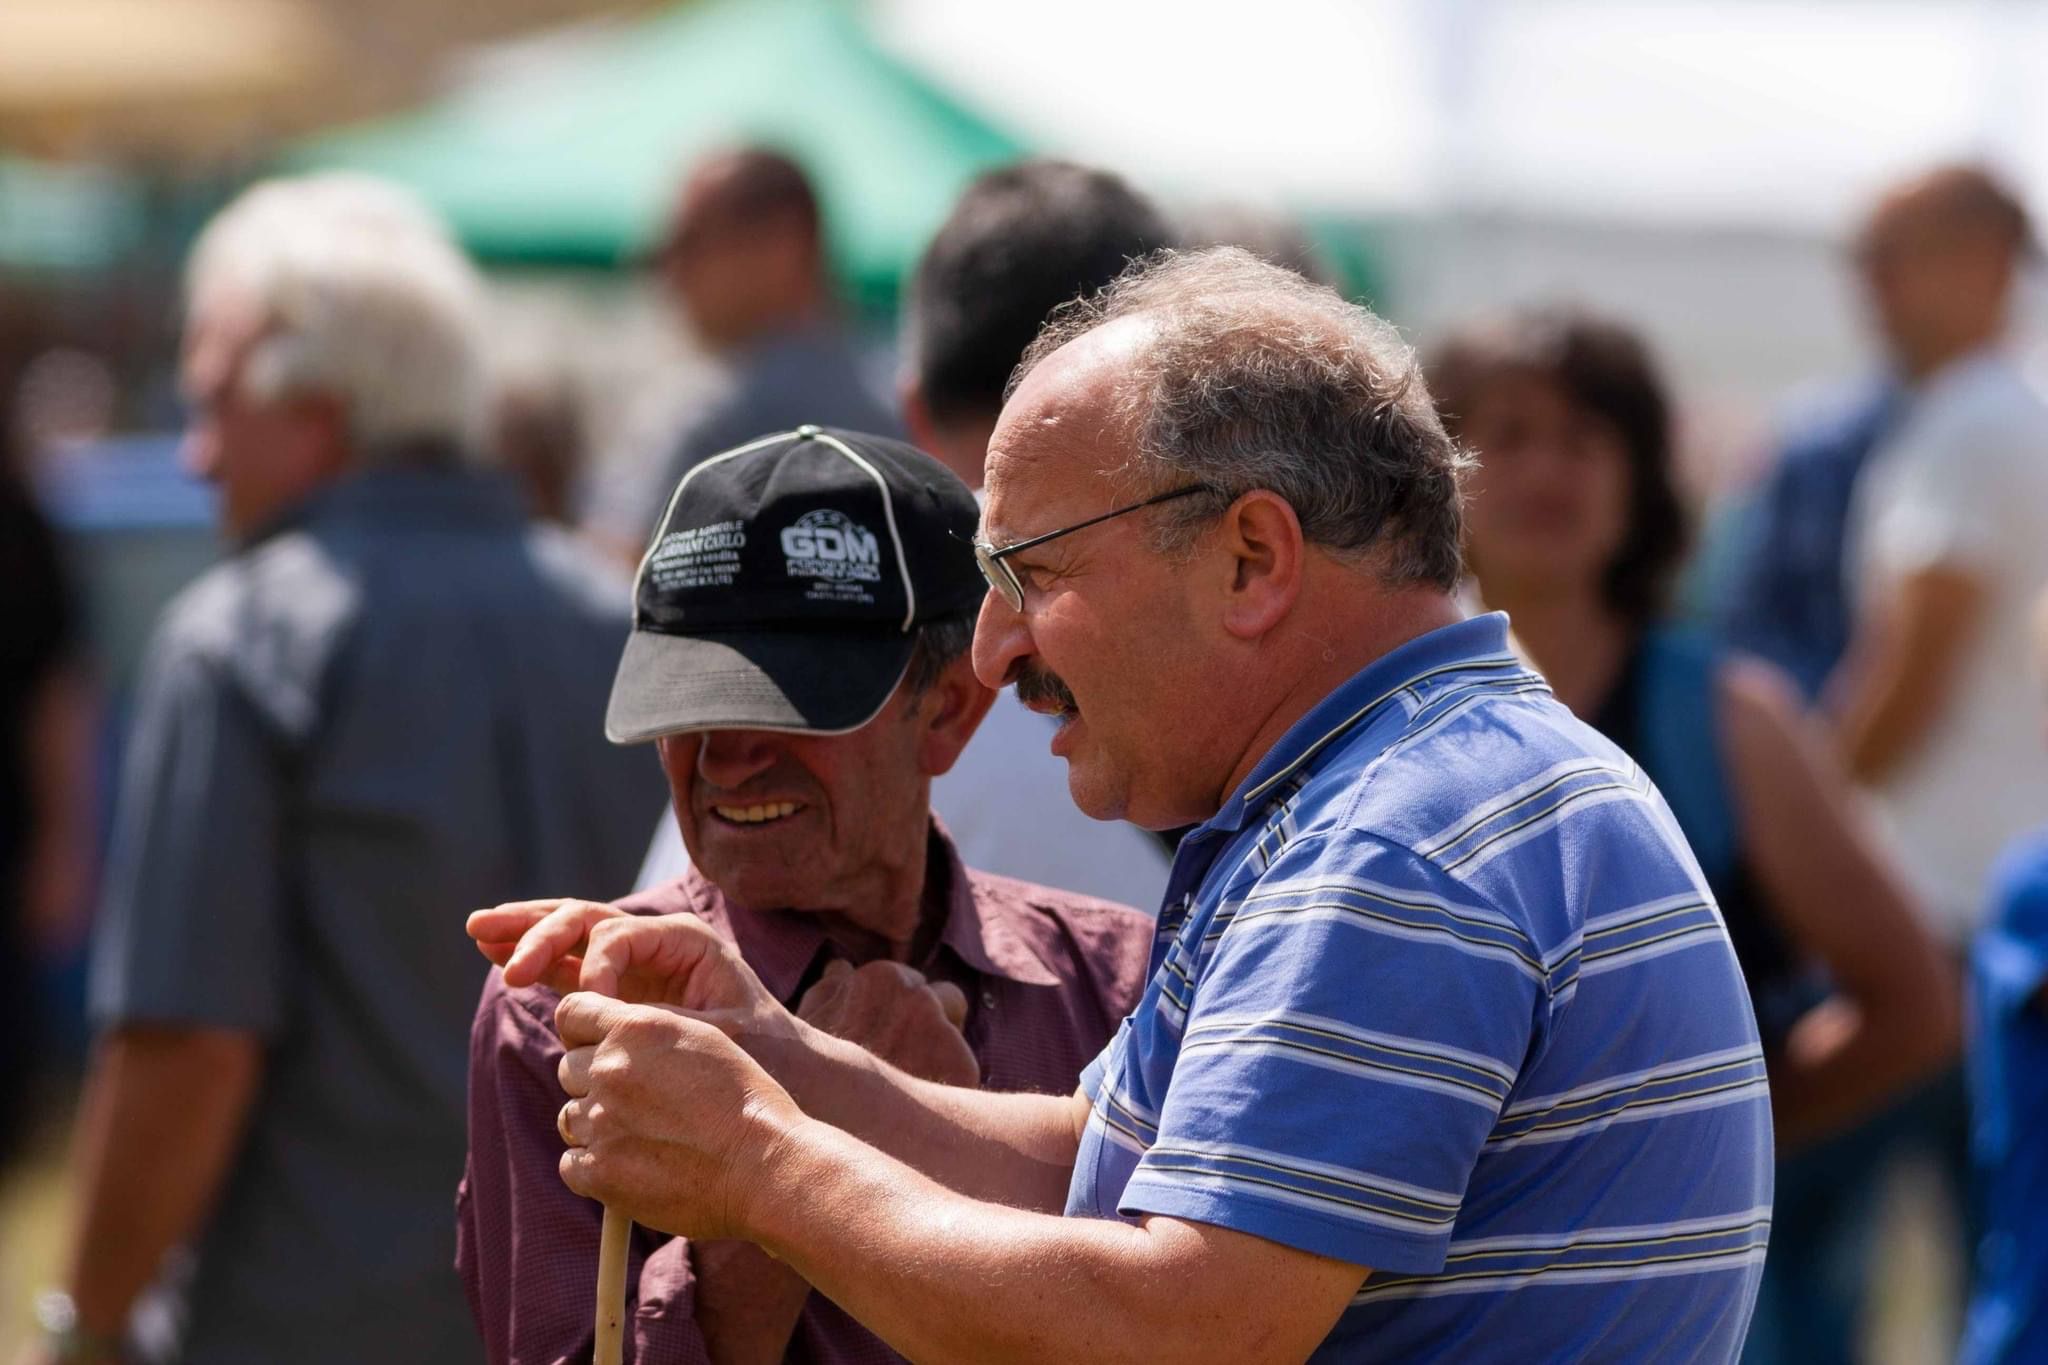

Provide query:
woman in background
left=1433, top=309, right=1958, bottom=1146
left=1433, top=309, right=1963, bottom=1361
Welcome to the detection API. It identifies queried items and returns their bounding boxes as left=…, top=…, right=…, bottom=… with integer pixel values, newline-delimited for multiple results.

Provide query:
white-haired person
left=25, top=175, right=664, bottom=1365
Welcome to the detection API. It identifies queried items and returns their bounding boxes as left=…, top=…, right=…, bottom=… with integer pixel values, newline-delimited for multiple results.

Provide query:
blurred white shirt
left=1848, top=346, right=2048, bottom=941
left=635, top=689, right=1173, bottom=912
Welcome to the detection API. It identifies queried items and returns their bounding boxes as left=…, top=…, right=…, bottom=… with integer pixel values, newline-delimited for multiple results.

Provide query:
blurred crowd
left=3, top=126, right=2048, bottom=1365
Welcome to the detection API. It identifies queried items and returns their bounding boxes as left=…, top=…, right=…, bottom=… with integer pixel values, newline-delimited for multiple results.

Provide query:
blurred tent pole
left=289, top=0, right=1027, bottom=315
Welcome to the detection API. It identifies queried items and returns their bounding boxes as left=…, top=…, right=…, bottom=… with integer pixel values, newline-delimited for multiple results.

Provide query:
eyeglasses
left=973, top=483, right=1217, bottom=612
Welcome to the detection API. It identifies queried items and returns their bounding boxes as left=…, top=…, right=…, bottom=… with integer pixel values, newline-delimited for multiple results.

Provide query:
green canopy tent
left=289, top=0, right=1024, bottom=313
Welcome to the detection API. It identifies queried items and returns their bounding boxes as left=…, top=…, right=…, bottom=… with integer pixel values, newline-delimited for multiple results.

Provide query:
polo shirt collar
left=1205, top=612, right=1517, bottom=835
left=683, top=817, right=1061, bottom=1003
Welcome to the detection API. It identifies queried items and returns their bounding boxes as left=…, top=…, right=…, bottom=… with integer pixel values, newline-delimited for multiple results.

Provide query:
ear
left=1214, top=490, right=1306, bottom=642
left=901, top=379, right=939, bottom=453
left=913, top=654, right=999, bottom=778
left=293, top=392, right=354, bottom=479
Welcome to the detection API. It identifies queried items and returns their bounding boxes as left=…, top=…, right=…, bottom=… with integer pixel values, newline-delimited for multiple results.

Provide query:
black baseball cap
left=605, top=425, right=986, bottom=743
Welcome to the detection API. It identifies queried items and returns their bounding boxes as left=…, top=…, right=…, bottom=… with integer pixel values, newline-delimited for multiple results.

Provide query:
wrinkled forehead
left=981, top=318, right=1153, bottom=541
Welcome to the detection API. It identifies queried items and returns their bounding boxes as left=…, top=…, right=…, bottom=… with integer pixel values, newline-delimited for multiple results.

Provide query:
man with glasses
left=479, top=250, right=1772, bottom=1362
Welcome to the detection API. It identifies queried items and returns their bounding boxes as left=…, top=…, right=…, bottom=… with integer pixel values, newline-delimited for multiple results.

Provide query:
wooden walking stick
left=594, top=1204, right=630, bottom=1365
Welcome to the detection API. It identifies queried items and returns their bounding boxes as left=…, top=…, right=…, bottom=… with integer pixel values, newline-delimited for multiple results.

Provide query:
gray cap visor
left=604, top=627, right=914, bottom=744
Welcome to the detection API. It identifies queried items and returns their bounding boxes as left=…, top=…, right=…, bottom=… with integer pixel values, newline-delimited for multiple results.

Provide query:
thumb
left=820, top=958, right=853, bottom=982
left=555, top=990, right=647, bottom=1049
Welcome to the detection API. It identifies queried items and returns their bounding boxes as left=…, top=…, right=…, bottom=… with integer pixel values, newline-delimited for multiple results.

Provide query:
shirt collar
left=247, top=455, right=524, bottom=547
left=1204, top=612, right=1521, bottom=835
left=932, top=817, right=1063, bottom=987
left=680, top=817, right=1061, bottom=1003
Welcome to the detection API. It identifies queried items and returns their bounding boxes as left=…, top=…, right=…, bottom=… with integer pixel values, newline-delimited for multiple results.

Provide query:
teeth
left=714, top=801, right=801, bottom=825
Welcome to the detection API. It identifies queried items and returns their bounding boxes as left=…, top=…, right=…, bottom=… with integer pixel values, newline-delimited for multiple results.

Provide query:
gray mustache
left=1015, top=665, right=1077, bottom=713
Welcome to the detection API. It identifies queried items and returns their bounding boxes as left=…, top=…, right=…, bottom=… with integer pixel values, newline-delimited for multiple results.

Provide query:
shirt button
left=981, top=988, right=999, bottom=1011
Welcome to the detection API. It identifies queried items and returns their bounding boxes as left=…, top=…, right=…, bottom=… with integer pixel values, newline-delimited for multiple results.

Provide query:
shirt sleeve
left=457, top=970, right=716, bottom=1365
left=1115, top=831, right=1541, bottom=1275
left=1975, top=850, right=2048, bottom=1025
left=87, top=627, right=290, bottom=1033
left=1864, top=401, right=2041, bottom=581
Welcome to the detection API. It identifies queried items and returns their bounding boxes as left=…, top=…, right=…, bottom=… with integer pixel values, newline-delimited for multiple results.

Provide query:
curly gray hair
left=1009, top=247, right=1468, bottom=589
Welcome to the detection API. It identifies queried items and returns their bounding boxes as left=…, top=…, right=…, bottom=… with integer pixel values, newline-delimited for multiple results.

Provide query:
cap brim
left=605, top=628, right=914, bottom=745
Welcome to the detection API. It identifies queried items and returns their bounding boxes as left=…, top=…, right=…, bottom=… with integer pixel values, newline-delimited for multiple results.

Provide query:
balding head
left=1856, top=163, right=2035, bottom=376
left=1864, top=164, right=2034, bottom=260
left=973, top=248, right=1467, bottom=828
left=1003, top=247, right=1468, bottom=589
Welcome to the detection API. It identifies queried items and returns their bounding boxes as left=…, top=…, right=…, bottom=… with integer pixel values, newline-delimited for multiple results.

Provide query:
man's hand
left=469, top=900, right=774, bottom=1014
left=555, top=994, right=804, bottom=1242
left=797, top=961, right=979, bottom=1088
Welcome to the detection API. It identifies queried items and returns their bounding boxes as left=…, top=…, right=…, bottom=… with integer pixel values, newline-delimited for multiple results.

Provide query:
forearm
left=690, top=1239, right=811, bottom=1365
left=750, top=1120, right=1240, bottom=1365
left=60, top=1027, right=262, bottom=1335
left=1835, top=665, right=1941, bottom=783
left=753, top=1022, right=1081, bottom=1210
left=1831, top=569, right=1983, bottom=783
left=1772, top=984, right=1960, bottom=1152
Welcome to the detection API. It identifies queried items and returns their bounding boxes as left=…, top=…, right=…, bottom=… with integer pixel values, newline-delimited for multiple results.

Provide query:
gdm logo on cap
left=781, top=508, right=882, bottom=584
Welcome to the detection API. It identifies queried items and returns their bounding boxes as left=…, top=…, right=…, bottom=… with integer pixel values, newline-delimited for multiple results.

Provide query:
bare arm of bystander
left=1720, top=658, right=1960, bottom=1150
left=28, top=1028, right=263, bottom=1365
left=1831, top=564, right=1987, bottom=783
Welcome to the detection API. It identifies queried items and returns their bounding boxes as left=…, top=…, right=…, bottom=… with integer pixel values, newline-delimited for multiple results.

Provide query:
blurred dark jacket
left=89, top=452, right=665, bottom=1364
left=1716, top=379, right=1897, bottom=699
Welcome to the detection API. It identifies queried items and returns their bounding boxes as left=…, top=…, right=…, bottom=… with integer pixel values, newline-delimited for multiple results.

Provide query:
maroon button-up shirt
left=456, top=823, right=1152, bottom=1364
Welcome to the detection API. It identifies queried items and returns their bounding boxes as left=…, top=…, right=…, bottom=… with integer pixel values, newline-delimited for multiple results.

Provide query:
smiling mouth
left=712, top=801, right=804, bottom=826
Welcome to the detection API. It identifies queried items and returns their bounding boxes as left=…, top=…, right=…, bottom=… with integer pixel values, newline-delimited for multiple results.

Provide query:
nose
left=972, top=590, right=1033, bottom=690
left=695, top=729, right=784, bottom=791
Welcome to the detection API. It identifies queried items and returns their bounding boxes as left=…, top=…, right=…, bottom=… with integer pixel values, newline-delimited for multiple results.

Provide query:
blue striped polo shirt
left=1067, top=613, right=1772, bottom=1362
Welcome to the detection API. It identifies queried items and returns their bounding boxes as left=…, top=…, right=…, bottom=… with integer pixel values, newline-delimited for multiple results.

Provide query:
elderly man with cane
left=477, top=250, right=1773, bottom=1363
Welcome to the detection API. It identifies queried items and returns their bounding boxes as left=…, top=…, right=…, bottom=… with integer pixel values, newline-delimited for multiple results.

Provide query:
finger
left=466, top=898, right=577, bottom=942
left=852, top=961, right=928, bottom=992
left=796, top=977, right=845, bottom=1025
left=477, top=939, right=585, bottom=996
left=502, top=901, right=622, bottom=988
left=560, top=1145, right=600, bottom=1200
left=559, top=1044, right=595, bottom=1098
left=557, top=991, right=646, bottom=1049
left=557, top=1097, right=589, bottom=1147
left=820, top=958, right=853, bottom=981
left=578, top=911, right=727, bottom=1000
left=929, top=981, right=970, bottom=1029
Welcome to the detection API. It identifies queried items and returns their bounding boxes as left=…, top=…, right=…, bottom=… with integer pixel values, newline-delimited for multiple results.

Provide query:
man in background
left=1752, top=162, right=2048, bottom=1365
left=28, top=175, right=662, bottom=1365
left=585, top=147, right=898, bottom=554
left=1835, top=164, right=2048, bottom=931
left=637, top=159, right=1178, bottom=908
